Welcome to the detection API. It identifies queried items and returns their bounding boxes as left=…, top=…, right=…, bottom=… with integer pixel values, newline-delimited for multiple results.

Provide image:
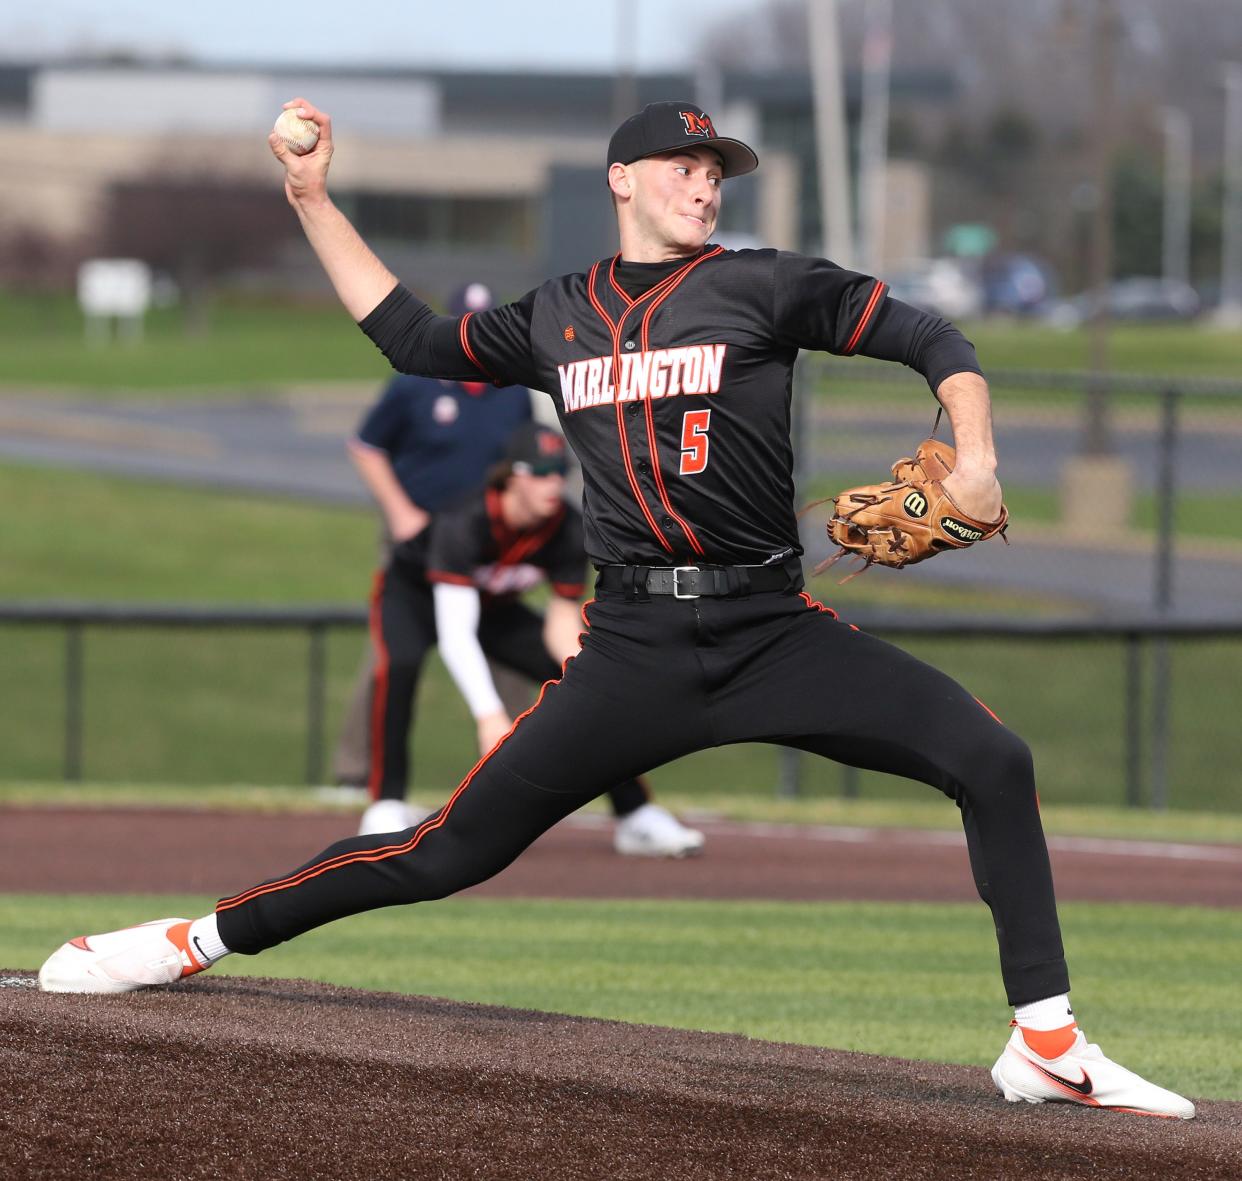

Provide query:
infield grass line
left=3, top=893, right=1237, bottom=1102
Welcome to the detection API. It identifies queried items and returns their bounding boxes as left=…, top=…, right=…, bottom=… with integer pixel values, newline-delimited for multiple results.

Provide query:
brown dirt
left=3, top=806, right=1241, bottom=906
left=4, top=807, right=1240, bottom=1179
left=1, top=975, right=1239, bottom=1181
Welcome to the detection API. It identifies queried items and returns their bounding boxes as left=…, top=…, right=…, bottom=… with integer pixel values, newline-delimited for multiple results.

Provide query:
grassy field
left=801, top=474, right=1242, bottom=544
left=3, top=289, right=1242, bottom=392
left=4, top=459, right=1239, bottom=809
left=3, top=893, right=1236, bottom=1101
left=0, top=291, right=391, bottom=391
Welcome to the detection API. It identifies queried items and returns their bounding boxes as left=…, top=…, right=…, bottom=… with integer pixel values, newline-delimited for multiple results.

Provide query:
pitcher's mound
left=3, top=972, right=1238, bottom=1180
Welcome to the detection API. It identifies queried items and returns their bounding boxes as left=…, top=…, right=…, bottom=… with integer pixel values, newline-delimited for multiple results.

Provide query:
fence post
left=776, top=351, right=811, bottom=798
left=1149, top=387, right=1180, bottom=810
left=64, top=622, right=84, bottom=781
left=1124, top=633, right=1143, bottom=807
left=775, top=747, right=802, bottom=798
left=841, top=764, right=860, bottom=799
left=305, top=623, right=327, bottom=786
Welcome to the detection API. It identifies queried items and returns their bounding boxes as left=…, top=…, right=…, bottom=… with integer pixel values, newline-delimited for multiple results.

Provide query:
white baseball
left=273, top=108, right=319, bottom=155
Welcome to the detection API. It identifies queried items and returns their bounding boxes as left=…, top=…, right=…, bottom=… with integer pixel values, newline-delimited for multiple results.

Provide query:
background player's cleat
left=991, top=1023, right=1195, bottom=1119
left=613, top=803, right=706, bottom=858
left=38, top=918, right=209, bottom=994
left=357, top=798, right=432, bottom=836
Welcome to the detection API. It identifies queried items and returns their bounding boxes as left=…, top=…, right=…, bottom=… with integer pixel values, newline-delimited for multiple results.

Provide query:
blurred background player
left=359, top=418, right=705, bottom=857
left=335, top=280, right=531, bottom=811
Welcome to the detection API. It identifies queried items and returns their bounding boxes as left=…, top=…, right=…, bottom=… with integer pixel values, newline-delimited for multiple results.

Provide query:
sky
left=2, top=0, right=761, bottom=73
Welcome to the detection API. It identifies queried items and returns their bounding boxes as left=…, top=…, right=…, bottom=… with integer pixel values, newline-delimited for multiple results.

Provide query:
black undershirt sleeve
left=358, top=285, right=482, bottom=381
left=857, top=295, right=984, bottom=393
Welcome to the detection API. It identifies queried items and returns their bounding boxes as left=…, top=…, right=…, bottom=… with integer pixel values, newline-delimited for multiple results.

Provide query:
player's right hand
left=268, top=97, right=333, bottom=205
left=390, top=505, right=431, bottom=543
left=476, top=711, right=513, bottom=756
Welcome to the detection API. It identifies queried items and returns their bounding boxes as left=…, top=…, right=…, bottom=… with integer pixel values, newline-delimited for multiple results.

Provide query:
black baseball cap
left=506, top=423, right=570, bottom=477
left=607, top=101, right=758, bottom=179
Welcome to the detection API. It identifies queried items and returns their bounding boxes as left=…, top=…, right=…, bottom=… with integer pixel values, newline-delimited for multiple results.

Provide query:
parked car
left=883, top=258, right=984, bottom=321
left=980, top=253, right=1056, bottom=316
left=1044, top=277, right=1201, bottom=329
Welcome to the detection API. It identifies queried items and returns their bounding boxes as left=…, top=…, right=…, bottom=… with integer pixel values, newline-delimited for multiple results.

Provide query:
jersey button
left=637, top=459, right=649, bottom=472
left=624, top=340, right=636, bottom=350
left=626, top=403, right=640, bottom=416
left=661, top=515, right=674, bottom=528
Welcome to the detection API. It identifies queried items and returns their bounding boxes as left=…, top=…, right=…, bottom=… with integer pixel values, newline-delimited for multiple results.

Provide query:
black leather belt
left=594, top=557, right=803, bottom=600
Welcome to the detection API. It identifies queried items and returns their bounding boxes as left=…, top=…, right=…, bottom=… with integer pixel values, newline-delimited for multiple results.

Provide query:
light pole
left=807, top=0, right=854, bottom=266
left=1162, top=107, right=1192, bottom=287
left=857, top=0, right=892, bottom=274
left=1219, top=63, right=1242, bottom=324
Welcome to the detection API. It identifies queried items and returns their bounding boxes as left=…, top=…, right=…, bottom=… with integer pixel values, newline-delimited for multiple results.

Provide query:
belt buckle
left=672, top=565, right=700, bottom=600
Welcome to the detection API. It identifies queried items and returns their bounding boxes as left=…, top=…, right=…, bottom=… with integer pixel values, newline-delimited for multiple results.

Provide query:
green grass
left=0, top=290, right=390, bottom=391
left=2, top=893, right=1236, bottom=1100
left=5, top=459, right=1241, bottom=809
left=7, top=622, right=1240, bottom=810
left=3, top=290, right=1242, bottom=394
left=1, top=462, right=377, bottom=603
left=963, top=320, right=1242, bottom=379
left=7, top=781, right=1242, bottom=844
left=802, top=473, right=1242, bottom=544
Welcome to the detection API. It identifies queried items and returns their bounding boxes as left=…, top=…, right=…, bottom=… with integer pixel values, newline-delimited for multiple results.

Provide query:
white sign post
left=77, top=259, right=153, bottom=344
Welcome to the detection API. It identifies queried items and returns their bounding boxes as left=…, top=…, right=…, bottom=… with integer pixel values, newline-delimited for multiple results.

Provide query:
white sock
left=1014, top=994, right=1075, bottom=1030
left=187, top=913, right=233, bottom=966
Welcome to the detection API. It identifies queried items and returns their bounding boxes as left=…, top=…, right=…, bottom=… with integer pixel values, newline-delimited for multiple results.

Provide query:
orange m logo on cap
left=680, top=110, right=717, bottom=138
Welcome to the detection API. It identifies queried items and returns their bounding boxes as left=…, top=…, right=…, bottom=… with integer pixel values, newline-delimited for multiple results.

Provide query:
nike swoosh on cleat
left=1030, top=1061, right=1094, bottom=1096
left=68, top=936, right=91, bottom=951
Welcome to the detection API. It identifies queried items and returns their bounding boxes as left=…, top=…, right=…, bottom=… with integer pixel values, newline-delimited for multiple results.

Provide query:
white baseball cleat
left=38, top=918, right=209, bottom=994
left=992, top=1023, right=1195, bottom=1119
left=613, top=803, right=706, bottom=858
left=357, top=798, right=433, bottom=836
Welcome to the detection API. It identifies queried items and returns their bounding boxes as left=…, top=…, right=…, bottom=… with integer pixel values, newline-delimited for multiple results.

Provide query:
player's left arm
left=932, top=372, right=1003, bottom=522
left=542, top=596, right=584, bottom=665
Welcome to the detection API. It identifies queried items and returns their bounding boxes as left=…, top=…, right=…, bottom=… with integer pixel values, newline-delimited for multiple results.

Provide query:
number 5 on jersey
left=680, top=409, right=712, bottom=475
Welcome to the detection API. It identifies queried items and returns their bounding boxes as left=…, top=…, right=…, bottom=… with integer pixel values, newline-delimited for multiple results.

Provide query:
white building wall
left=32, top=69, right=440, bottom=139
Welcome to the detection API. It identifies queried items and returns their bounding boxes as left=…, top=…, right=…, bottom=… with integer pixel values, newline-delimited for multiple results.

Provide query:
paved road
left=5, top=390, right=1241, bottom=617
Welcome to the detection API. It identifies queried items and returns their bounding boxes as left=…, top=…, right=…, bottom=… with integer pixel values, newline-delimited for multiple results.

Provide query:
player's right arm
left=346, top=440, right=430, bottom=541
left=268, top=99, right=399, bottom=322
left=431, top=583, right=512, bottom=755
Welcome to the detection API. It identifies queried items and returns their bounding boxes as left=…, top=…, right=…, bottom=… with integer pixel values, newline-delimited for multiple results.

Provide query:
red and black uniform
left=216, top=247, right=1069, bottom=1008
left=370, top=484, right=650, bottom=817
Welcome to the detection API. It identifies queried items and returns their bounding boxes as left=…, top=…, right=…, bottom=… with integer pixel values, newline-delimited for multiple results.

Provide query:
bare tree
left=98, top=173, right=298, bottom=335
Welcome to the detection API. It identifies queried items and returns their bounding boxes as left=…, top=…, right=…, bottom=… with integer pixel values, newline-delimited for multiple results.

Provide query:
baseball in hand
left=273, top=108, right=319, bottom=155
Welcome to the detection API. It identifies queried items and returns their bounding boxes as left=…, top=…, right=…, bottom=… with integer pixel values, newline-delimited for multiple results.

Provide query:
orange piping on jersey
left=843, top=280, right=887, bottom=355
left=426, top=570, right=475, bottom=586
left=217, top=656, right=577, bottom=913
left=366, top=568, right=391, bottom=801
left=798, top=590, right=840, bottom=620
left=974, top=697, right=1004, bottom=724
left=634, top=247, right=725, bottom=557
left=586, top=260, right=673, bottom=553
left=607, top=263, right=634, bottom=306
left=458, top=313, right=499, bottom=383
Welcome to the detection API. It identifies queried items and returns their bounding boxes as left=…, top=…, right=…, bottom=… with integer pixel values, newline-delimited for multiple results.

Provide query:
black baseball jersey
left=363, top=247, right=979, bottom=567
left=425, top=486, right=587, bottom=601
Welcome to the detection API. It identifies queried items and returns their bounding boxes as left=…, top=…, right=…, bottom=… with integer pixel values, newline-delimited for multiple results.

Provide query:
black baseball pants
left=219, top=582, right=1069, bottom=1006
left=367, top=553, right=648, bottom=815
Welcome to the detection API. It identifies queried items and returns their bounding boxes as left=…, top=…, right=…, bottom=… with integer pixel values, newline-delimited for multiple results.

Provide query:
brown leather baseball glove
left=817, top=437, right=1008, bottom=578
